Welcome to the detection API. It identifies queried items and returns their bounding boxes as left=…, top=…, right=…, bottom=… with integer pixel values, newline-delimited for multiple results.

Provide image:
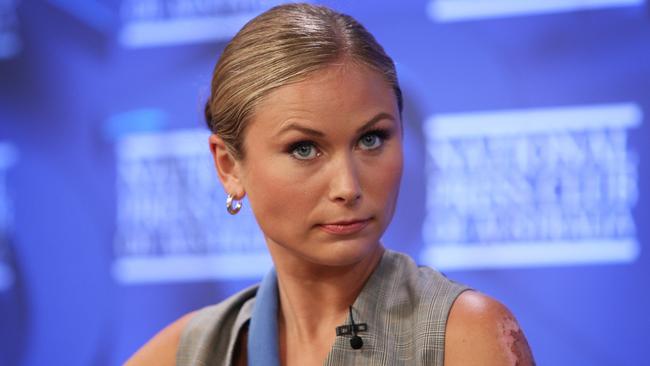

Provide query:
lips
left=318, top=218, right=371, bottom=235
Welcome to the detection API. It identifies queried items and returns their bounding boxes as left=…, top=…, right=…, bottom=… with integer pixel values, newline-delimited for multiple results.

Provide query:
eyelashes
left=286, top=128, right=393, bottom=161
left=289, top=141, right=320, bottom=160
left=359, top=129, right=390, bottom=149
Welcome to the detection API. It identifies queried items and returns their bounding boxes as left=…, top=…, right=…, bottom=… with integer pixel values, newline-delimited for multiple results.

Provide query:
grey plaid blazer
left=177, top=249, right=469, bottom=365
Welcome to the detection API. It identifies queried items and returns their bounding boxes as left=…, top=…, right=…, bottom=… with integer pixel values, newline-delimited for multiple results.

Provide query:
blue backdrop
left=1, top=1, right=649, bottom=365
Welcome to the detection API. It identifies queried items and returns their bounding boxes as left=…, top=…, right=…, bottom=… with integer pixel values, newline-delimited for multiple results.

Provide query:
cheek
left=361, top=147, right=404, bottom=211
left=376, top=149, right=403, bottom=194
left=243, top=158, right=317, bottom=231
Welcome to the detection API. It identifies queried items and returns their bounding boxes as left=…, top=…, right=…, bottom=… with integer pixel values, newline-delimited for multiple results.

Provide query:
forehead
left=248, top=62, right=398, bottom=132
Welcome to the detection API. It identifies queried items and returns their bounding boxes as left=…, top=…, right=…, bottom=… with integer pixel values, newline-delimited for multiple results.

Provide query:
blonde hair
left=204, top=3, right=402, bottom=160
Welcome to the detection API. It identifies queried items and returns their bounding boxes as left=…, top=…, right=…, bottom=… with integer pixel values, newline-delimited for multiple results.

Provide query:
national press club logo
left=420, top=103, right=642, bottom=269
left=111, top=129, right=271, bottom=284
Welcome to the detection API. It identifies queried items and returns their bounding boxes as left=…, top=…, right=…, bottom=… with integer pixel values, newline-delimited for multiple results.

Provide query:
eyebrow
left=275, top=112, right=396, bottom=138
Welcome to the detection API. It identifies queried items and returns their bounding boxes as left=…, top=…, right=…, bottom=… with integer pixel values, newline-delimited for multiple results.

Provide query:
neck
left=268, top=244, right=384, bottom=358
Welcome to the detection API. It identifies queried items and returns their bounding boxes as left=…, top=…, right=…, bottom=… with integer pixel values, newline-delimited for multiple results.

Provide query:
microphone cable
left=348, top=306, right=364, bottom=350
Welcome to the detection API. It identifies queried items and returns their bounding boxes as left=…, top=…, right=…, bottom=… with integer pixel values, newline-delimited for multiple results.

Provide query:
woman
left=126, top=3, right=535, bottom=366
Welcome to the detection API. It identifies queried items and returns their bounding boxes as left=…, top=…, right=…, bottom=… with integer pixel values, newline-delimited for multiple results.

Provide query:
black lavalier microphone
left=335, top=306, right=367, bottom=350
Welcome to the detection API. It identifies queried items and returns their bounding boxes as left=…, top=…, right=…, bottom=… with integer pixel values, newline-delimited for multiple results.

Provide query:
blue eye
left=291, top=142, right=319, bottom=160
left=358, top=131, right=385, bottom=150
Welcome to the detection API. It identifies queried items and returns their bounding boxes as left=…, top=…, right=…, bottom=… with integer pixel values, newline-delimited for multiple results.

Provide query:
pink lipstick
left=319, top=219, right=370, bottom=235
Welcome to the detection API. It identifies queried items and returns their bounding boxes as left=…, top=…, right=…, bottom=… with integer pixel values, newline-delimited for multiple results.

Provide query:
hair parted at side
left=204, top=2, right=403, bottom=160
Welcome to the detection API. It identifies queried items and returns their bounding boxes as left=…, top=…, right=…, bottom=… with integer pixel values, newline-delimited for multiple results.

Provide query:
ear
left=209, top=134, right=246, bottom=199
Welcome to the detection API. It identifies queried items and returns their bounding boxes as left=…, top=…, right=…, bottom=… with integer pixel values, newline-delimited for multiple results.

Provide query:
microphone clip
left=335, top=306, right=367, bottom=350
left=335, top=323, right=368, bottom=336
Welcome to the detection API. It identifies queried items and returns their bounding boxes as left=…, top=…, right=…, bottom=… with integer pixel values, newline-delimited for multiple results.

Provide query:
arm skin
left=444, top=290, right=536, bottom=366
left=123, top=311, right=196, bottom=366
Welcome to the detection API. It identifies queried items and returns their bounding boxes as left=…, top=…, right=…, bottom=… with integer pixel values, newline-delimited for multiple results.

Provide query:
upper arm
left=123, top=311, right=197, bottom=366
left=444, top=290, right=535, bottom=366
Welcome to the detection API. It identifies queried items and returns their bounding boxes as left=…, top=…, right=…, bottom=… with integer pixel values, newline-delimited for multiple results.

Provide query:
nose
left=328, top=154, right=362, bottom=206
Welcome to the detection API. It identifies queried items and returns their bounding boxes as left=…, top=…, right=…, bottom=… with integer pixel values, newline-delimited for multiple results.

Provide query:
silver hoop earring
left=226, top=194, right=242, bottom=215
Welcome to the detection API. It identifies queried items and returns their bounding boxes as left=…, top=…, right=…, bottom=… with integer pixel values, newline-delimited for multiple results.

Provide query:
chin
left=306, top=239, right=382, bottom=267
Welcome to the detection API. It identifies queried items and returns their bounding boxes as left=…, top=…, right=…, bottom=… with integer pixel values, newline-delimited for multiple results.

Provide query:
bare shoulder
left=444, top=290, right=536, bottom=366
left=123, top=311, right=197, bottom=366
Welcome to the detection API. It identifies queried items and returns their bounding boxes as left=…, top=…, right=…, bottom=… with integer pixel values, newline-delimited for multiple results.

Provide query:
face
left=229, top=62, right=403, bottom=268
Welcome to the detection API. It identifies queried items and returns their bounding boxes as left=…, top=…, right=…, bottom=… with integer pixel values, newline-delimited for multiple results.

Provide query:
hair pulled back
left=204, top=3, right=402, bottom=160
